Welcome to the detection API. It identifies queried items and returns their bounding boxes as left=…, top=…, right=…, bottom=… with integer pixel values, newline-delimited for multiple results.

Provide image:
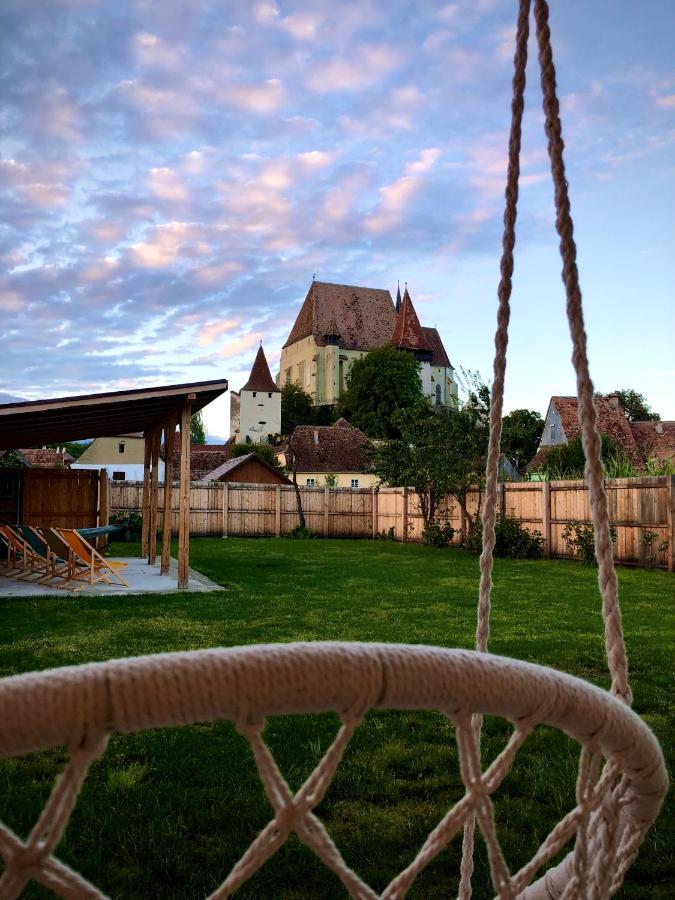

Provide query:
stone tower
left=230, top=344, right=281, bottom=444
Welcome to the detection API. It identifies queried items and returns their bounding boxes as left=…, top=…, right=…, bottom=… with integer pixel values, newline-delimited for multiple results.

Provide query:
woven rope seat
left=0, top=643, right=667, bottom=899
left=0, top=1, right=668, bottom=898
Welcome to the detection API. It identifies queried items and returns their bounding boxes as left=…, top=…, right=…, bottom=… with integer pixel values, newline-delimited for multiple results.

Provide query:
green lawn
left=0, top=538, right=672, bottom=898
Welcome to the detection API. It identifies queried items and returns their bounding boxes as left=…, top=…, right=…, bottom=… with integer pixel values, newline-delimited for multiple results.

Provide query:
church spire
left=395, top=280, right=401, bottom=314
left=241, top=343, right=279, bottom=392
left=392, top=287, right=432, bottom=358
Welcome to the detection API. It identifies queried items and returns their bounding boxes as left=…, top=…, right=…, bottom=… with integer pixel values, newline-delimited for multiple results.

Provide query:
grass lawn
left=0, top=538, right=672, bottom=898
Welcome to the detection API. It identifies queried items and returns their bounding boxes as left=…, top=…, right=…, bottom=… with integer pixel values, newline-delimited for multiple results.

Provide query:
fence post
left=372, top=488, right=378, bottom=540
left=542, top=481, right=552, bottom=558
left=222, top=482, right=229, bottom=538
left=275, top=485, right=281, bottom=536
left=498, top=482, right=506, bottom=518
left=324, top=486, right=330, bottom=538
left=402, top=487, right=409, bottom=541
left=668, top=475, right=675, bottom=573
left=98, top=469, right=109, bottom=550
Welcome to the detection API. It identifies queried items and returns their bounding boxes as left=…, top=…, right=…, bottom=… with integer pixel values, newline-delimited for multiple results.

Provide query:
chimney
left=314, top=429, right=319, bottom=445
left=606, top=393, right=621, bottom=410
left=655, top=422, right=663, bottom=435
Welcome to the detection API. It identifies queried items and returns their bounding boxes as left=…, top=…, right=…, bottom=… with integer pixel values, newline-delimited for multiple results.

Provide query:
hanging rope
left=463, top=0, right=632, bottom=894
left=533, top=0, right=630, bottom=704
left=460, top=1, right=531, bottom=896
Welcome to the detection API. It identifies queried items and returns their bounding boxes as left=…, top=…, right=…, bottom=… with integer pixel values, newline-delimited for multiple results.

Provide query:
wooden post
left=98, top=468, right=109, bottom=551
left=668, top=475, right=675, bottom=573
left=161, top=415, right=176, bottom=575
left=275, top=485, right=281, bottom=536
left=141, top=431, right=152, bottom=557
left=223, top=483, right=229, bottom=537
left=542, top=481, right=552, bottom=558
left=178, top=401, right=192, bottom=589
left=402, top=487, right=409, bottom=542
left=148, top=425, right=161, bottom=565
left=324, top=485, right=330, bottom=537
left=498, top=482, right=506, bottom=518
left=372, top=488, right=378, bottom=540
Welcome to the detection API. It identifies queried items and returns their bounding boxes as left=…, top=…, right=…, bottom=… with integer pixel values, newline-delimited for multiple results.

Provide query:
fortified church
left=229, top=279, right=457, bottom=444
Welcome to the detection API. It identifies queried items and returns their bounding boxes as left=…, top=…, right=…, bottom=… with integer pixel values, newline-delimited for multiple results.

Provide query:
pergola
left=0, top=379, right=228, bottom=589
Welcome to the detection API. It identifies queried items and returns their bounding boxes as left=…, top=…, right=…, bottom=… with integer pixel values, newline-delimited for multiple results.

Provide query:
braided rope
left=465, top=0, right=634, bottom=893
left=532, top=0, right=630, bottom=704
left=463, top=1, right=531, bottom=895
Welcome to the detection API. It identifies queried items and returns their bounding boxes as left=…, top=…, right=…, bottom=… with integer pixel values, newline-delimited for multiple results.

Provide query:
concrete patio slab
left=0, top=557, right=221, bottom=597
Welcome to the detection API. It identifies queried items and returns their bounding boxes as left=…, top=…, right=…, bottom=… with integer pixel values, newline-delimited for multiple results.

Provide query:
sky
left=1, top=0, right=673, bottom=439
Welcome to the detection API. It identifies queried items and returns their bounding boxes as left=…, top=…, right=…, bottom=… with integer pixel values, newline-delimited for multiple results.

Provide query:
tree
left=229, top=442, right=284, bottom=471
left=614, top=389, right=660, bottom=422
left=371, top=401, right=490, bottom=529
left=338, top=344, right=424, bottom=438
left=286, top=432, right=306, bottom=529
left=281, top=382, right=314, bottom=435
left=190, top=411, right=206, bottom=444
left=501, top=409, right=544, bottom=469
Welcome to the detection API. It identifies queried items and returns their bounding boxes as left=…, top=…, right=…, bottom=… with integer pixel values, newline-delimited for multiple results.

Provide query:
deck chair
left=52, top=528, right=129, bottom=591
left=0, top=525, right=45, bottom=579
left=16, top=526, right=71, bottom=584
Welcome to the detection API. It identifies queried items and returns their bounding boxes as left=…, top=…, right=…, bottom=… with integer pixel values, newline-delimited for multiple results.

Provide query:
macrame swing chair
left=0, top=1, right=667, bottom=898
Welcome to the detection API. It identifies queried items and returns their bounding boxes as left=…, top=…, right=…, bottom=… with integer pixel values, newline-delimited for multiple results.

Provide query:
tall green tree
left=614, top=389, right=660, bottom=422
left=190, top=411, right=206, bottom=444
left=338, top=344, right=424, bottom=438
left=501, top=409, right=544, bottom=469
left=281, top=382, right=314, bottom=435
left=371, top=401, right=490, bottom=528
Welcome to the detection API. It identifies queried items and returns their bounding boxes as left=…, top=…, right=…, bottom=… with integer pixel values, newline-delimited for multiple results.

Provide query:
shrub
left=377, top=527, right=397, bottom=541
left=462, top=515, right=543, bottom=559
left=561, top=520, right=617, bottom=564
left=111, top=512, right=142, bottom=542
left=640, top=530, right=669, bottom=567
left=288, top=525, right=315, bottom=540
left=422, top=522, right=455, bottom=549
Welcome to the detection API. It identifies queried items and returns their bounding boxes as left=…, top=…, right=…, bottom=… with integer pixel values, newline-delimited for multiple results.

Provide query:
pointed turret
left=241, top=343, right=279, bottom=392
left=391, top=288, right=432, bottom=359
left=395, top=281, right=402, bottom=314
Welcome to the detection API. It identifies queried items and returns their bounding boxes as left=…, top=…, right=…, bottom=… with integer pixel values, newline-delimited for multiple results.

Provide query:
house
left=73, top=433, right=165, bottom=481
left=630, top=420, right=675, bottom=465
left=278, top=280, right=458, bottom=408
left=202, top=453, right=291, bottom=485
left=279, top=418, right=374, bottom=489
left=529, top=394, right=675, bottom=471
left=229, top=343, right=281, bottom=444
left=168, top=443, right=233, bottom=481
left=0, top=448, right=73, bottom=468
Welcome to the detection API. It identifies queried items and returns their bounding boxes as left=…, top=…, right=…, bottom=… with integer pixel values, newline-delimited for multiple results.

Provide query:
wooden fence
left=110, top=476, right=675, bottom=570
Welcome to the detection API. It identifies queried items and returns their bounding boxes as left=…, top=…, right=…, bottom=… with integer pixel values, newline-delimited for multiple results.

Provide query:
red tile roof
left=241, top=344, right=279, bottom=392
left=288, top=418, right=371, bottom=473
left=167, top=444, right=233, bottom=480
left=392, top=288, right=431, bottom=353
left=421, top=326, right=452, bottom=368
left=19, top=448, right=72, bottom=467
left=550, top=395, right=643, bottom=468
left=630, top=421, right=675, bottom=462
left=284, top=281, right=397, bottom=351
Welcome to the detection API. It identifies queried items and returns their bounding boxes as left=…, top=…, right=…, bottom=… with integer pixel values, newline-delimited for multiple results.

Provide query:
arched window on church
left=435, top=383, right=442, bottom=406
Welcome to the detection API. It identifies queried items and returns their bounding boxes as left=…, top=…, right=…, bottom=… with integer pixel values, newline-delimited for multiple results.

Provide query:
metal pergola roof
left=0, top=379, right=228, bottom=450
